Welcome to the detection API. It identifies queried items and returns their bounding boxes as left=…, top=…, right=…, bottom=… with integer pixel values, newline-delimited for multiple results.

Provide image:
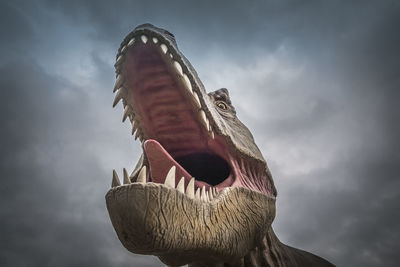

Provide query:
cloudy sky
left=1, top=0, right=399, bottom=266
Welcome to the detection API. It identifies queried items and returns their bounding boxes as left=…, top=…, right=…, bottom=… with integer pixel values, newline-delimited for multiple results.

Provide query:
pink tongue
left=144, top=139, right=193, bottom=187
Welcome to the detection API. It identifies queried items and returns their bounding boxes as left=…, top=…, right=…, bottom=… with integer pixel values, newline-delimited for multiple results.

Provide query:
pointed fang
left=173, top=61, right=183, bottom=75
left=115, top=55, right=123, bottom=66
left=134, top=129, right=141, bottom=140
left=112, top=170, right=121, bottom=187
left=183, top=74, right=192, bottom=92
left=164, top=166, right=176, bottom=188
left=113, top=75, right=123, bottom=92
left=127, top=38, right=135, bottom=47
left=186, top=178, right=195, bottom=199
left=195, top=188, right=201, bottom=200
left=141, top=35, right=148, bottom=43
left=193, top=92, right=201, bottom=108
left=131, top=120, right=138, bottom=135
left=122, top=106, right=130, bottom=122
left=137, top=166, right=147, bottom=183
left=177, top=177, right=185, bottom=193
left=199, top=110, right=209, bottom=130
left=160, top=43, right=168, bottom=54
left=123, top=168, right=131, bottom=184
left=113, top=89, right=124, bottom=107
left=201, top=186, right=207, bottom=202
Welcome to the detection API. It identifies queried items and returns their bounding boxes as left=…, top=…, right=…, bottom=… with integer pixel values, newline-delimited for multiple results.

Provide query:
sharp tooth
left=112, top=170, right=121, bottom=187
left=134, top=129, right=141, bottom=140
left=113, top=75, right=123, bottom=92
left=129, top=113, right=135, bottom=123
left=209, top=188, right=213, bottom=201
left=201, top=186, right=207, bottom=202
left=186, top=178, right=195, bottom=198
left=160, top=43, right=168, bottom=54
left=204, top=119, right=209, bottom=131
left=137, top=166, right=147, bottom=183
left=120, top=45, right=127, bottom=54
left=214, top=188, right=218, bottom=197
left=113, top=89, right=124, bottom=107
left=140, top=35, right=148, bottom=43
left=152, top=37, right=158, bottom=43
left=199, top=110, right=209, bottom=130
left=127, top=38, right=135, bottom=47
left=208, top=125, right=215, bottom=139
left=122, top=106, right=131, bottom=122
left=115, top=55, right=123, bottom=66
left=123, top=168, right=131, bottom=184
left=182, top=74, right=192, bottom=93
left=173, top=61, right=183, bottom=75
left=177, top=177, right=185, bottom=193
left=169, top=53, right=173, bottom=58
left=131, top=120, right=138, bottom=135
left=193, top=92, right=201, bottom=108
left=195, top=188, right=201, bottom=200
left=164, top=166, right=176, bottom=188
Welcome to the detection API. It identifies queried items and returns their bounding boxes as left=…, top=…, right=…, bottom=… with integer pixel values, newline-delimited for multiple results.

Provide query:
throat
left=186, top=228, right=331, bottom=267
left=183, top=229, right=284, bottom=267
left=143, top=139, right=233, bottom=191
left=175, top=153, right=230, bottom=186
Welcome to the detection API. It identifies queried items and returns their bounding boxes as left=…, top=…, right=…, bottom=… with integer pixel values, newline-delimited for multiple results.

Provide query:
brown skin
left=106, top=184, right=275, bottom=266
left=107, top=24, right=334, bottom=266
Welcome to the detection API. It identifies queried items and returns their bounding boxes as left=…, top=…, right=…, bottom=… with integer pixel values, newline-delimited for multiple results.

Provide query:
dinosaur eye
left=216, top=102, right=227, bottom=110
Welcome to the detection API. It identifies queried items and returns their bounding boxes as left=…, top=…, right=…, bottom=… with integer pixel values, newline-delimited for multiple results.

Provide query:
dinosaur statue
left=106, top=24, right=334, bottom=267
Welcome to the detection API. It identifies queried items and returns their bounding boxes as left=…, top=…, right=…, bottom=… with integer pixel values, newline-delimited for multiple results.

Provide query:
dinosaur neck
left=185, top=228, right=282, bottom=267
left=187, top=228, right=334, bottom=267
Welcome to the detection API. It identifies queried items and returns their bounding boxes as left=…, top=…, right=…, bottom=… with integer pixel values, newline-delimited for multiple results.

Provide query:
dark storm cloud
left=1, top=0, right=399, bottom=266
left=0, top=2, right=157, bottom=266
left=251, top=2, right=400, bottom=266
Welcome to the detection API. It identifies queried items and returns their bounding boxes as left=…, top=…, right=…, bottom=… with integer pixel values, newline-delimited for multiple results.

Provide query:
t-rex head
left=106, top=24, right=331, bottom=267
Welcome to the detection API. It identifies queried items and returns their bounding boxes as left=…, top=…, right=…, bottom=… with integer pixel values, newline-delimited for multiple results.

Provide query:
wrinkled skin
left=106, top=24, right=334, bottom=266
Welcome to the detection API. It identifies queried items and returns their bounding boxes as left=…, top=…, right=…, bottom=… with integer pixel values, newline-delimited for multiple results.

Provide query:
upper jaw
left=112, top=24, right=276, bottom=196
left=112, top=25, right=234, bottom=192
left=113, top=24, right=216, bottom=143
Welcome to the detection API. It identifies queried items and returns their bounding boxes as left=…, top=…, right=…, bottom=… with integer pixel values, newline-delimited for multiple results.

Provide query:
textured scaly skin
left=107, top=24, right=334, bottom=267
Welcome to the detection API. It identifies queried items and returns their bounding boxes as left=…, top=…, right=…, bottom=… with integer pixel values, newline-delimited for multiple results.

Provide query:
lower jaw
left=105, top=182, right=276, bottom=266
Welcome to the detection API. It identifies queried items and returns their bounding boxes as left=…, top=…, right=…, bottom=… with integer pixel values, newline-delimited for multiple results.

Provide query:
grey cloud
left=1, top=0, right=399, bottom=266
left=0, top=2, right=157, bottom=266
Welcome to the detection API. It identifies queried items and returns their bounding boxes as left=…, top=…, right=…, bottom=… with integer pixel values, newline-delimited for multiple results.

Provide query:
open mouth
left=111, top=27, right=272, bottom=201
left=105, top=24, right=332, bottom=267
left=106, top=24, right=277, bottom=265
